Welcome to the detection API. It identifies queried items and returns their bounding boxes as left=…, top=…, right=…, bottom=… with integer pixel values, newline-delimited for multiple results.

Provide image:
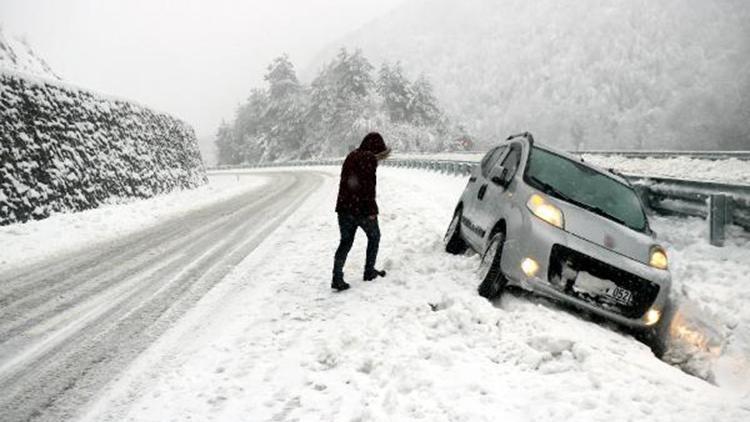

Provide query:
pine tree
left=307, top=48, right=375, bottom=156
left=235, top=89, right=269, bottom=162
left=214, top=120, right=240, bottom=165
left=408, top=75, right=442, bottom=127
left=262, top=54, right=307, bottom=160
left=377, top=62, right=412, bottom=123
left=215, top=49, right=464, bottom=165
left=264, top=54, right=300, bottom=98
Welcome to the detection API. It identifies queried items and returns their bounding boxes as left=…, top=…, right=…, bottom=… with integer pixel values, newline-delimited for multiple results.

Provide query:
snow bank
left=81, top=167, right=749, bottom=421
left=0, top=172, right=269, bottom=274
left=652, top=216, right=750, bottom=391
left=582, top=155, right=750, bottom=185
left=0, top=70, right=207, bottom=226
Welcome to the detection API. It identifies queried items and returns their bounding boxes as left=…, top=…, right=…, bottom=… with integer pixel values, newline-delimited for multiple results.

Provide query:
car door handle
left=478, top=184, right=488, bottom=200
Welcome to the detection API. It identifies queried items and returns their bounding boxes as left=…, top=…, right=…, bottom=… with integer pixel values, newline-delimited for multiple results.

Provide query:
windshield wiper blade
left=580, top=203, right=627, bottom=225
left=529, top=176, right=576, bottom=202
left=529, top=177, right=628, bottom=226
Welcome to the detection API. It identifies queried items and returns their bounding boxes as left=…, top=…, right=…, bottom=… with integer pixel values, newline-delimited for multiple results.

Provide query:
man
left=332, top=132, right=391, bottom=291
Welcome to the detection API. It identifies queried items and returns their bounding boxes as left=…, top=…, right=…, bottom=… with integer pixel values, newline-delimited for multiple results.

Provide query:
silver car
left=444, top=133, right=672, bottom=349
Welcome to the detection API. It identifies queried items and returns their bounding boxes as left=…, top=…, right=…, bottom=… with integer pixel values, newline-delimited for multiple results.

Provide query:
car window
left=494, top=144, right=521, bottom=178
left=480, top=146, right=507, bottom=178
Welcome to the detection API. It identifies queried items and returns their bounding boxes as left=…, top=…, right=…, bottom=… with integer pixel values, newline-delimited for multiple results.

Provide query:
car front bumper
left=500, top=213, right=672, bottom=331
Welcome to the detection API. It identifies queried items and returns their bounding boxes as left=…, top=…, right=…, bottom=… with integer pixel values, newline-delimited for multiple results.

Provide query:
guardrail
left=209, top=158, right=750, bottom=247
left=575, top=150, right=750, bottom=161
left=396, top=150, right=750, bottom=161
left=624, top=175, right=750, bottom=246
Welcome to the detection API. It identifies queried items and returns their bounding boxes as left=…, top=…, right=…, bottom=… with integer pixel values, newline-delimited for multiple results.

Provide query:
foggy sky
left=0, top=0, right=405, bottom=146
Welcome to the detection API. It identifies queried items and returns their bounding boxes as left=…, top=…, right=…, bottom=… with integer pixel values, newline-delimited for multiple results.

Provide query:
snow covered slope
left=0, top=71, right=207, bottom=226
left=0, top=26, right=208, bottom=226
left=308, top=0, right=750, bottom=150
left=0, top=28, right=60, bottom=80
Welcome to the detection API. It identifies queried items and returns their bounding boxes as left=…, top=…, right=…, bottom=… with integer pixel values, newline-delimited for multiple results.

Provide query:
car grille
left=547, top=244, right=659, bottom=319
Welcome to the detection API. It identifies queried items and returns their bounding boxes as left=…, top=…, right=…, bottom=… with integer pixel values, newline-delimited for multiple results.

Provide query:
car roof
left=525, top=141, right=632, bottom=186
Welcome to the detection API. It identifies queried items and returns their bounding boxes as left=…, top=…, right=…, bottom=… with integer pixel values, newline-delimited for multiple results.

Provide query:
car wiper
left=529, top=176, right=576, bottom=203
left=529, top=176, right=628, bottom=227
left=578, top=203, right=627, bottom=226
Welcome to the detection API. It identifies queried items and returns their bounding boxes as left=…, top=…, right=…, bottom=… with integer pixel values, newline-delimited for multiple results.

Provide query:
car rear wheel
left=477, top=232, right=508, bottom=299
left=444, top=209, right=467, bottom=254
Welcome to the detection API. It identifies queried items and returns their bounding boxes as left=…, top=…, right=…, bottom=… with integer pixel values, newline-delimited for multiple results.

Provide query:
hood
left=553, top=199, right=656, bottom=265
left=359, top=132, right=388, bottom=154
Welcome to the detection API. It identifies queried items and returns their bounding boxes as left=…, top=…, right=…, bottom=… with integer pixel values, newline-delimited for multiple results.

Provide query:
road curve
left=0, top=171, right=326, bottom=422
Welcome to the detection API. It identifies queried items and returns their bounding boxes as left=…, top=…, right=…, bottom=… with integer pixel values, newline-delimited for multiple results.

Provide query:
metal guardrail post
left=709, top=194, right=729, bottom=246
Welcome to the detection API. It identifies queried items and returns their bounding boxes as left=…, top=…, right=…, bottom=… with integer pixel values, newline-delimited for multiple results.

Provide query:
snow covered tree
left=215, top=121, right=241, bottom=165
left=234, top=89, right=270, bottom=162
left=265, top=54, right=299, bottom=98
left=408, top=75, right=442, bottom=127
left=376, top=62, right=412, bottom=123
left=262, top=55, right=307, bottom=161
left=307, top=48, right=375, bottom=156
left=215, top=49, right=465, bottom=165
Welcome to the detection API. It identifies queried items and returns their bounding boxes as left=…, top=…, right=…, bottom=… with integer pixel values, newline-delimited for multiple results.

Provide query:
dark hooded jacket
left=335, top=133, right=388, bottom=216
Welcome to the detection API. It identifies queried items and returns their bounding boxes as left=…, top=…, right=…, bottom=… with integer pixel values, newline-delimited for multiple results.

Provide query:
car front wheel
left=477, top=232, right=508, bottom=300
left=444, top=209, right=467, bottom=254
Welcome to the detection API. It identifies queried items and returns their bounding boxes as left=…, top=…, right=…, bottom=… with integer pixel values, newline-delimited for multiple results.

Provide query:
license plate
left=607, top=286, right=633, bottom=306
left=574, top=271, right=633, bottom=306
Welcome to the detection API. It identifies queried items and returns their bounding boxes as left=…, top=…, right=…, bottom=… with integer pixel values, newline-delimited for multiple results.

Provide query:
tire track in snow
left=0, top=171, right=328, bottom=422
left=0, top=185, right=285, bottom=347
left=0, top=181, right=288, bottom=329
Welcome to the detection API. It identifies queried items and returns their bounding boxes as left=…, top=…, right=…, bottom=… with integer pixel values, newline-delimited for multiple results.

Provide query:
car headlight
left=649, top=246, right=668, bottom=270
left=527, top=194, right=564, bottom=229
left=644, top=308, right=662, bottom=326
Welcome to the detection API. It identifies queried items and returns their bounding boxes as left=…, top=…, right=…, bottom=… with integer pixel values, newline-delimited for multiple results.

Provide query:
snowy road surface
left=1, top=167, right=749, bottom=421
left=0, top=171, right=325, bottom=421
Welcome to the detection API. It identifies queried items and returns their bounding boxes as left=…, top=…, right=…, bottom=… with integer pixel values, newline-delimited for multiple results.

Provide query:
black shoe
left=363, top=269, right=386, bottom=281
left=331, top=279, right=350, bottom=291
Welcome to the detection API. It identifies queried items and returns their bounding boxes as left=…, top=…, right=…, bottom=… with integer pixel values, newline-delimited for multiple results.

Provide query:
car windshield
left=524, top=147, right=648, bottom=232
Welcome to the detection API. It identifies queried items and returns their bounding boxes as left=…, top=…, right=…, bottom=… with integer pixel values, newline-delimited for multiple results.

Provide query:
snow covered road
left=1, top=167, right=748, bottom=421
left=0, top=171, right=326, bottom=421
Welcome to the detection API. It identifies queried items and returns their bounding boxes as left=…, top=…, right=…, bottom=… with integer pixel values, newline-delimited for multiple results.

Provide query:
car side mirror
left=491, top=168, right=509, bottom=187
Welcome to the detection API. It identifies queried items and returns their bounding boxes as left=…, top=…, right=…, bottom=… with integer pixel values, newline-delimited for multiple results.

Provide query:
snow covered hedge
left=0, top=70, right=207, bottom=226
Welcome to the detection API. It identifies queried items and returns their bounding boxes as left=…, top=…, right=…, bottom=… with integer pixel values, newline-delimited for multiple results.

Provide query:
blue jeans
left=333, top=213, right=380, bottom=281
